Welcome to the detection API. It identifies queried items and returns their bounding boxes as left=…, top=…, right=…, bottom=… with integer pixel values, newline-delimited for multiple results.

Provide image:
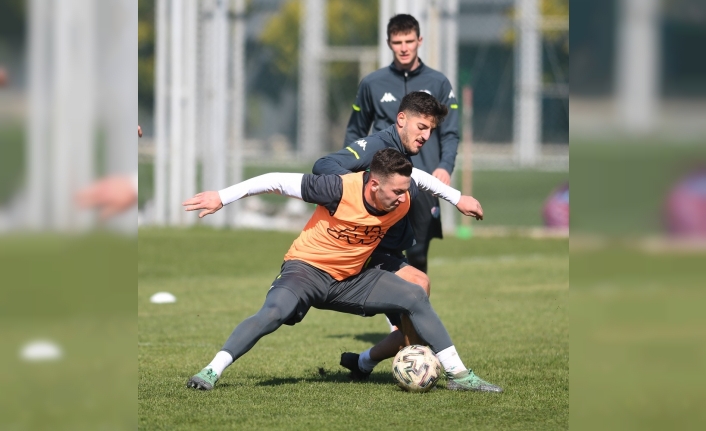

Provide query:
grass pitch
left=138, top=228, right=568, bottom=430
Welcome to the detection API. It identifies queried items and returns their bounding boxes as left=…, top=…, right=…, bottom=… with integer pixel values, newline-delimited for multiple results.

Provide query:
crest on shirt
left=354, top=139, right=367, bottom=151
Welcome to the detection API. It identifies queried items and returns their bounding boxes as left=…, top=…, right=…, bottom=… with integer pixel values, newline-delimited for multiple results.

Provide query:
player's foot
left=186, top=367, right=219, bottom=390
left=340, top=352, right=371, bottom=381
left=446, top=369, right=503, bottom=393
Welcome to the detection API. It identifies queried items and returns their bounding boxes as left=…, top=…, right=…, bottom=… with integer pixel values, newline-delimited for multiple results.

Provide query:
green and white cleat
left=186, top=367, right=219, bottom=391
left=447, top=369, right=503, bottom=393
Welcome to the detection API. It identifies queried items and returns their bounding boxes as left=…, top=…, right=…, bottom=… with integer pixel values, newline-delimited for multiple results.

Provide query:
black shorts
left=408, top=190, right=443, bottom=245
left=270, top=260, right=387, bottom=326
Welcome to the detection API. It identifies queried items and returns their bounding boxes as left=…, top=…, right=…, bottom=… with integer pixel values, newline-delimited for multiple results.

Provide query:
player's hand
left=138, top=125, right=143, bottom=137
left=455, top=195, right=483, bottom=220
left=432, top=168, right=451, bottom=186
left=182, top=191, right=223, bottom=218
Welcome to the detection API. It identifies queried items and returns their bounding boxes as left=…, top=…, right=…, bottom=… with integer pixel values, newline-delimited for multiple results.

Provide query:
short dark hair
left=370, top=148, right=413, bottom=180
left=387, top=14, right=420, bottom=39
left=398, top=91, right=448, bottom=128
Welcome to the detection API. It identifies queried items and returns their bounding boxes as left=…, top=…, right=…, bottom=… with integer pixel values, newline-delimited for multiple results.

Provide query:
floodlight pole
left=228, top=0, right=246, bottom=227
left=514, top=0, right=541, bottom=167
left=27, top=0, right=50, bottom=229
left=154, top=0, right=168, bottom=225
left=169, top=0, right=184, bottom=225
left=183, top=0, right=198, bottom=226
left=298, top=0, right=326, bottom=159
left=615, top=0, right=660, bottom=134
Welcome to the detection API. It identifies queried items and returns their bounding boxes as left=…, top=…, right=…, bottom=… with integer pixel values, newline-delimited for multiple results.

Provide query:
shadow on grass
left=327, top=332, right=389, bottom=345
left=253, top=369, right=394, bottom=387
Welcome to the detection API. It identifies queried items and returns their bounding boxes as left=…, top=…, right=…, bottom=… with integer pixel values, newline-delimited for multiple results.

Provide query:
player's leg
left=406, top=191, right=442, bottom=274
left=361, top=272, right=503, bottom=392
left=385, top=264, right=429, bottom=332
left=340, top=253, right=428, bottom=378
left=186, top=287, right=299, bottom=391
left=392, top=264, right=429, bottom=346
left=187, top=261, right=325, bottom=391
left=219, top=287, right=299, bottom=362
left=369, top=265, right=429, bottom=358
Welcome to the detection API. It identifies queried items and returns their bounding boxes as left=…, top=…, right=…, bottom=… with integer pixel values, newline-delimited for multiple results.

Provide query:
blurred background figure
left=75, top=173, right=139, bottom=221
left=0, top=66, right=7, bottom=87
left=542, top=181, right=568, bottom=230
left=75, top=125, right=142, bottom=221
left=0, top=0, right=137, bottom=234
left=0, top=0, right=136, bottom=429
left=664, top=168, right=706, bottom=239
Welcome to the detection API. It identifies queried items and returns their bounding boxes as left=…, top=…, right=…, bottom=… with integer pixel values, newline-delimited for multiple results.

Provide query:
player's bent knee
left=395, top=284, right=430, bottom=311
left=395, top=267, right=430, bottom=296
left=258, top=303, right=292, bottom=325
left=415, top=272, right=431, bottom=296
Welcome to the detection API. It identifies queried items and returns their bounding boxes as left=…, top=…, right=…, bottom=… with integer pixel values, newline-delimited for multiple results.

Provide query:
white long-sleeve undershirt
left=217, top=170, right=462, bottom=207
left=218, top=173, right=304, bottom=206
left=411, top=168, right=461, bottom=205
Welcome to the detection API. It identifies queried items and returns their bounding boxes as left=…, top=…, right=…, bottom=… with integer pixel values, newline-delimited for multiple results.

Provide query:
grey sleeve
left=300, top=174, right=344, bottom=215
left=436, top=78, right=460, bottom=174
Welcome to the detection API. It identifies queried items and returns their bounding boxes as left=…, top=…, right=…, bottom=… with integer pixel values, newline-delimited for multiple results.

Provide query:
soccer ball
left=391, top=345, right=442, bottom=392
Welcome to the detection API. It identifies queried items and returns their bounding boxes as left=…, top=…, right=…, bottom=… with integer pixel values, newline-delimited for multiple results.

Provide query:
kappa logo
left=354, top=139, right=367, bottom=151
left=380, top=92, right=397, bottom=102
left=449, top=89, right=455, bottom=99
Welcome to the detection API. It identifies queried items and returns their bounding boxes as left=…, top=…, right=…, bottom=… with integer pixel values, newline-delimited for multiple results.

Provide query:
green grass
left=570, top=246, right=706, bottom=430
left=138, top=228, right=568, bottom=430
left=571, top=140, right=706, bottom=235
left=0, top=234, right=136, bottom=430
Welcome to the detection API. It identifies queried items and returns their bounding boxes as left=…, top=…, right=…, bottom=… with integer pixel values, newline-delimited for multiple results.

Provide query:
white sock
left=385, top=316, right=398, bottom=333
left=358, top=348, right=379, bottom=373
left=206, top=351, right=234, bottom=376
left=436, top=346, right=467, bottom=376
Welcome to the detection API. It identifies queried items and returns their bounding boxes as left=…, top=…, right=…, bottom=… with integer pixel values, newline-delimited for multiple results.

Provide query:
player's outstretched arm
left=182, top=172, right=305, bottom=218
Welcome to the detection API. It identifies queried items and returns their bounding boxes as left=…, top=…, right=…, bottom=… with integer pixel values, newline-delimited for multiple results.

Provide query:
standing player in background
left=75, top=126, right=141, bottom=219
left=344, top=14, right=460, bottom=275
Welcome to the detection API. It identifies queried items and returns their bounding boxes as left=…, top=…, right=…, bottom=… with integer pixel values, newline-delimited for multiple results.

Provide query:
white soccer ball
left=391, top=345, right=442, bottom=393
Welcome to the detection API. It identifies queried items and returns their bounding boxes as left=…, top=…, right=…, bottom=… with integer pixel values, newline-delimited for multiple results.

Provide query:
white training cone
left=150, top=292, right=177, bottom=304
left=20, top=340, right=63, bottom=361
